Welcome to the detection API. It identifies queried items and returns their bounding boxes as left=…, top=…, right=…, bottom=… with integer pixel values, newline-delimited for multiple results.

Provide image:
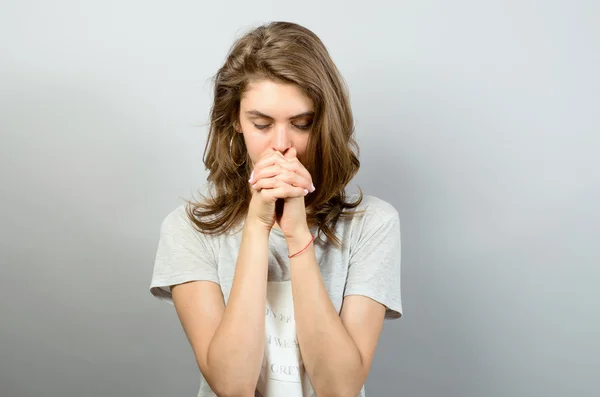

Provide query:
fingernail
left=252, top=183, right=257, bottom=189
left=311, top=183, right=316, bottom=192
left=304, top=189, right=309, bottom=196
left=248, top=170, right=254, bottom=183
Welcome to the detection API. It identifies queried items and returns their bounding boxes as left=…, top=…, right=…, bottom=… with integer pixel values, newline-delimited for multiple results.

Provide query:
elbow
left=211, top=385, right=255, bottom=397
left=202, top=368, right=255, bottom=397
left=203, top=348, right=260, bottom=397
left=320, top=388, right=362, bottom=397
left=201, top=373, right=255, bottom=397
left=315, top=382, right=363, bottom=397
left=317, top=374, right=365, bottom=397
left=196, top=363, right=255, bottom=397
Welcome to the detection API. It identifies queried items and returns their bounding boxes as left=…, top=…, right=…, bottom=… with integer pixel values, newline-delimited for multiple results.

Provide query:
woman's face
left=237, top=79, right=314, bottom=167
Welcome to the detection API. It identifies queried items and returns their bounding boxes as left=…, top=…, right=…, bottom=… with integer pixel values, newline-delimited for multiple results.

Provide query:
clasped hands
left=247, top=147, right=315, bottom=243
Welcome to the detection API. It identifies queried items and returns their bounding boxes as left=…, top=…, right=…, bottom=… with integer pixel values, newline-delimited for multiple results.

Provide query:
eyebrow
left=245, top=110, right=315, bottom=120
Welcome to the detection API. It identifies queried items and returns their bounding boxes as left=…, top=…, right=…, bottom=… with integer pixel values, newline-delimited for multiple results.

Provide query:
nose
left=272, top=124, right=291, bottom=154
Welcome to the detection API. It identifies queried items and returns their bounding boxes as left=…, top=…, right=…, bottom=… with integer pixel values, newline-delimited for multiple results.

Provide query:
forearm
left=207, top=222, right=269, bottom=395
left=288, top=233, right=365, bottom=397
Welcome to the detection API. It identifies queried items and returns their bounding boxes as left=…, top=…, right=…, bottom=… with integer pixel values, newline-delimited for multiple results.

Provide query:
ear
left=232, top=109, right=242, bottom=133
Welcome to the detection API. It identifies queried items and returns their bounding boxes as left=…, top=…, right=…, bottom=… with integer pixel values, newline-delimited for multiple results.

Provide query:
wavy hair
left=185, top=21, right=363, bottom=248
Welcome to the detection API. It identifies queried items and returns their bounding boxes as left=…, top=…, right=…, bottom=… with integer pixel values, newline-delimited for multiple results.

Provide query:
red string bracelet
left=288, top=234, right=315, bottom=258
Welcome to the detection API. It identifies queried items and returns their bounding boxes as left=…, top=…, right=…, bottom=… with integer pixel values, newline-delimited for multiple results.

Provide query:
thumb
left=284, top=147, right=297, bottom=160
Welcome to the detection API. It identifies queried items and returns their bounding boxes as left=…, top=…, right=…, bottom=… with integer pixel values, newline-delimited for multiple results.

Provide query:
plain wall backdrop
left=1, top=1, right=598, bottom=396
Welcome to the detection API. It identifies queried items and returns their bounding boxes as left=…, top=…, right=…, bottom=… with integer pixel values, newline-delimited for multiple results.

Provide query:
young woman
left=150, top=21, right=402, bottom=397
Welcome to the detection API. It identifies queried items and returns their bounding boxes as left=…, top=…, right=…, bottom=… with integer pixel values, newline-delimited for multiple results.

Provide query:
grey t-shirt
left=150, top=193, right=402, bottom=397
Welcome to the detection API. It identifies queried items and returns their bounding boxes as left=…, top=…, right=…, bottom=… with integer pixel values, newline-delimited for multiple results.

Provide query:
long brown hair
left=185, top=21, right=363, bottom=248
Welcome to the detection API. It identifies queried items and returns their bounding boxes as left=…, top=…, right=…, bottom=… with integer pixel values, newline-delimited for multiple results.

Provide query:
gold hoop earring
left=229, top=133, right=246, bottom=168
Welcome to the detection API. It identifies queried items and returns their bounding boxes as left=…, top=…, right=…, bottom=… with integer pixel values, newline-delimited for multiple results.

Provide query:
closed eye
left=294, top=123, right=312, bottom=130
left=253, top=123, right=312, bottom=131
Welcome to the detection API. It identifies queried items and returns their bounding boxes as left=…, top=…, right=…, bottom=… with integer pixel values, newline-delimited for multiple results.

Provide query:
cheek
left=295, top=137, right=309, bottom=155
left=241, top=131, right=269, bottom=163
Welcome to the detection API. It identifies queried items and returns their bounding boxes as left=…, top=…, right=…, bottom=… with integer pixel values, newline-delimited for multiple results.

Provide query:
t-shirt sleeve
left=149, top=206, right=219, bottom=305
left=344, top=206, right=402, bottom=319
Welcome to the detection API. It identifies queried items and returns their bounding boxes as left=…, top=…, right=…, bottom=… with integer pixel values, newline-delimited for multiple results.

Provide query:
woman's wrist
left=285, top=227, right=314, bottom=256
left=243, top=219, right=272, bottom=239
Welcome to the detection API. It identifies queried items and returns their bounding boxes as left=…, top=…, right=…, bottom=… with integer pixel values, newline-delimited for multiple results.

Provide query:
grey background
left=1, top=1, right=598, bottom=396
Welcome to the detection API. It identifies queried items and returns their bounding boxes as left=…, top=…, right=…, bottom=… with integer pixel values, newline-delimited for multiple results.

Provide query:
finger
left=259, top=148, right=286, bottom=164
left=251, top=175, right=282, bottom=191
left=253, top=163, right=286, bottom=182
left=254, top=152, right=283, bottom=171
left=259, top=147, right=285, bottom=160
left=280, top=158, right=307, bottom=177
left=284, top=147, right=297, bottom=160
left=263, top=184, right=308, bottom=200
left=252, top=162, right=313, bottom=194
left=249, top=151, right=286, bottom=183
left=282, top=147, right=312, bottom=183
left=272, top=186, right=308, bottom=199
left=274, top=171, right=313, bottom=193
left=280, top=159, right=315, bottom=192
left=252, top=177, right=309, bottom=198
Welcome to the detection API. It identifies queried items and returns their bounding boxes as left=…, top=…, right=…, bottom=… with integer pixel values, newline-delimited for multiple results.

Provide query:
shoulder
left=158, top=203, right=217, bottom=245
left=355, top=194, right=398, bottom=215
left=348, top=193, right=400, bottom=224
left=330, top=193, right=400, bottom=246
left=155, top=203, right=222, bottom=262
left=160, top=203, right=194, bottom=232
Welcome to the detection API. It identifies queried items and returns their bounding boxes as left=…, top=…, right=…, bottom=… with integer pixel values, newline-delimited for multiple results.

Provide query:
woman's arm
left=287, top=229, right=387, bottom=397
left=172, top=221, right=270, bottom=397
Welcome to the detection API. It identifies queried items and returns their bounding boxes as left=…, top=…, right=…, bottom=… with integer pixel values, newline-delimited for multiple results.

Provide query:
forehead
left=240, top=79, right=313, bottom=117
